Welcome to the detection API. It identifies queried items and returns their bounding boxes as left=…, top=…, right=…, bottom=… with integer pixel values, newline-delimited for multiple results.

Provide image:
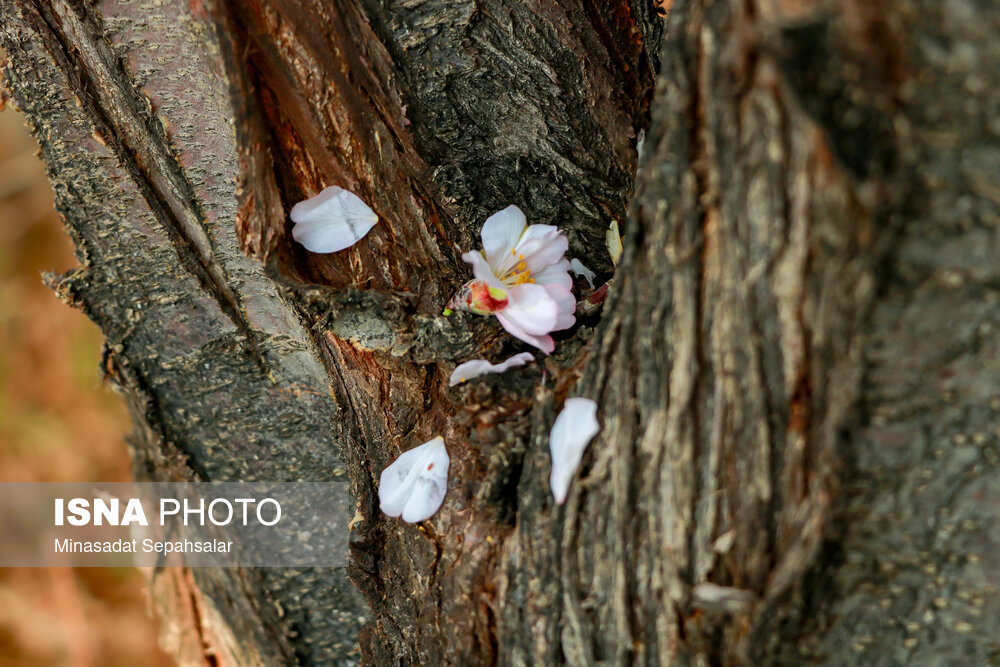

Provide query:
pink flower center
left=468, top=281, right=509, bottom=314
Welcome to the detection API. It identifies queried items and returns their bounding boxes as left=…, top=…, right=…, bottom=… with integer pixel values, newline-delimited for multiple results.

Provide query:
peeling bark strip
left=4, top=0, right=1000, bottom=664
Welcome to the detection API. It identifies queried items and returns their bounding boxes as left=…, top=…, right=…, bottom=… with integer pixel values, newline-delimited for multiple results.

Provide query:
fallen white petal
left=449, top=352, right=535, bottom=386
left=549, top=397, right=600, bottom=504
left=379, top=436, right=450, bottom=523
left=290, top=185, right=378, bottom=253
left=569, top=258, right=596, bottom=288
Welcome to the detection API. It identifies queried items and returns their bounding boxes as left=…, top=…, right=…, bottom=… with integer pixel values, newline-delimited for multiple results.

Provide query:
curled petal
left=569, top=258, right=596, bottom=288
left=290, top=186, right=378, bottom=253
left=379, top=436, right=450, bottom=523
left=503, top=284, right=559, bottom=335
left=481, top=205, right=527, bottom=267
left=549, top=398, right=600, bottom=504
left=545, top=283, right=577, bottom=331
left=553, top=311, right=576, bottom=332
left=495, top=312, right=555, bottom=354
left=462, top=250, right=506, bottom=291
left=449, top=352, right=535, bottom=386
left=514, top=225, right=569, bottom=275
left=531, top=258, right=573, bottom=289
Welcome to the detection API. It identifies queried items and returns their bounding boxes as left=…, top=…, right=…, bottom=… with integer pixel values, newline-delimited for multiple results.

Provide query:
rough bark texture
left=2, top=0, right=999, bottom=665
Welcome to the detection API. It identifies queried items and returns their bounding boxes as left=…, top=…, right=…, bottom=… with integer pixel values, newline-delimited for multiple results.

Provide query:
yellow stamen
left=498, top=252, right=536, bottom=286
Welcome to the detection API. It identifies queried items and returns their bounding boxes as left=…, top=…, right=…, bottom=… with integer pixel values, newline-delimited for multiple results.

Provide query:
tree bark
left=2, top=0, right=998, bottom=665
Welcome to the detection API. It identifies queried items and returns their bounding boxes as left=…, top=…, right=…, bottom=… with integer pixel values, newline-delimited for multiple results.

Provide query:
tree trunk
left=2, top=0, right=998, bottom=664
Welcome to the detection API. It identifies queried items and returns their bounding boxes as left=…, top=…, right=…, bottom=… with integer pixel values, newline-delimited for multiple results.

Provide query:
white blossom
left=450, top=206, right=575, bottom=353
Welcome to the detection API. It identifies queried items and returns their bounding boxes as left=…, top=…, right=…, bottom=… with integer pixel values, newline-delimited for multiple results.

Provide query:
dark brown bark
left=2, top=0, right=998, bottom=665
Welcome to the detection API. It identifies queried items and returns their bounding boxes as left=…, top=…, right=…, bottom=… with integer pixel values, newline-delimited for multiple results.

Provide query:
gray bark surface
left=1, top=0, right=998, bottom=665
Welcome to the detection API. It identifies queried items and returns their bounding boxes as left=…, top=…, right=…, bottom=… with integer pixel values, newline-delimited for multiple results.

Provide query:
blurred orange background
left=0, top=106, right=173, bottom=665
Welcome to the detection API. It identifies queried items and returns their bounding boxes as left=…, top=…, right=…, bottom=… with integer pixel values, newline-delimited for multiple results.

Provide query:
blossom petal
left=462, top=250, right=506, bottom=291
left=495, top=312, right=555, bottom=353
left=449, top=352, right=535, bottom=386
left=514, top=224, right=559, bottom=248
left=569, top=258, right=596, bottom=288
left=531, top=258, right=573, bottom=289
left=503, top=284, right=559, bottom=335
left=482, top=205, right=527, bottom=267
left=549, top=398, right=600, bottom=504
left=545, top=283, right=577, bottom=331
left=290, top=186, right=378, bottom=253
left=379, top=436, right=450, bottom=523
left=514, top=225, right=569, bottom=274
